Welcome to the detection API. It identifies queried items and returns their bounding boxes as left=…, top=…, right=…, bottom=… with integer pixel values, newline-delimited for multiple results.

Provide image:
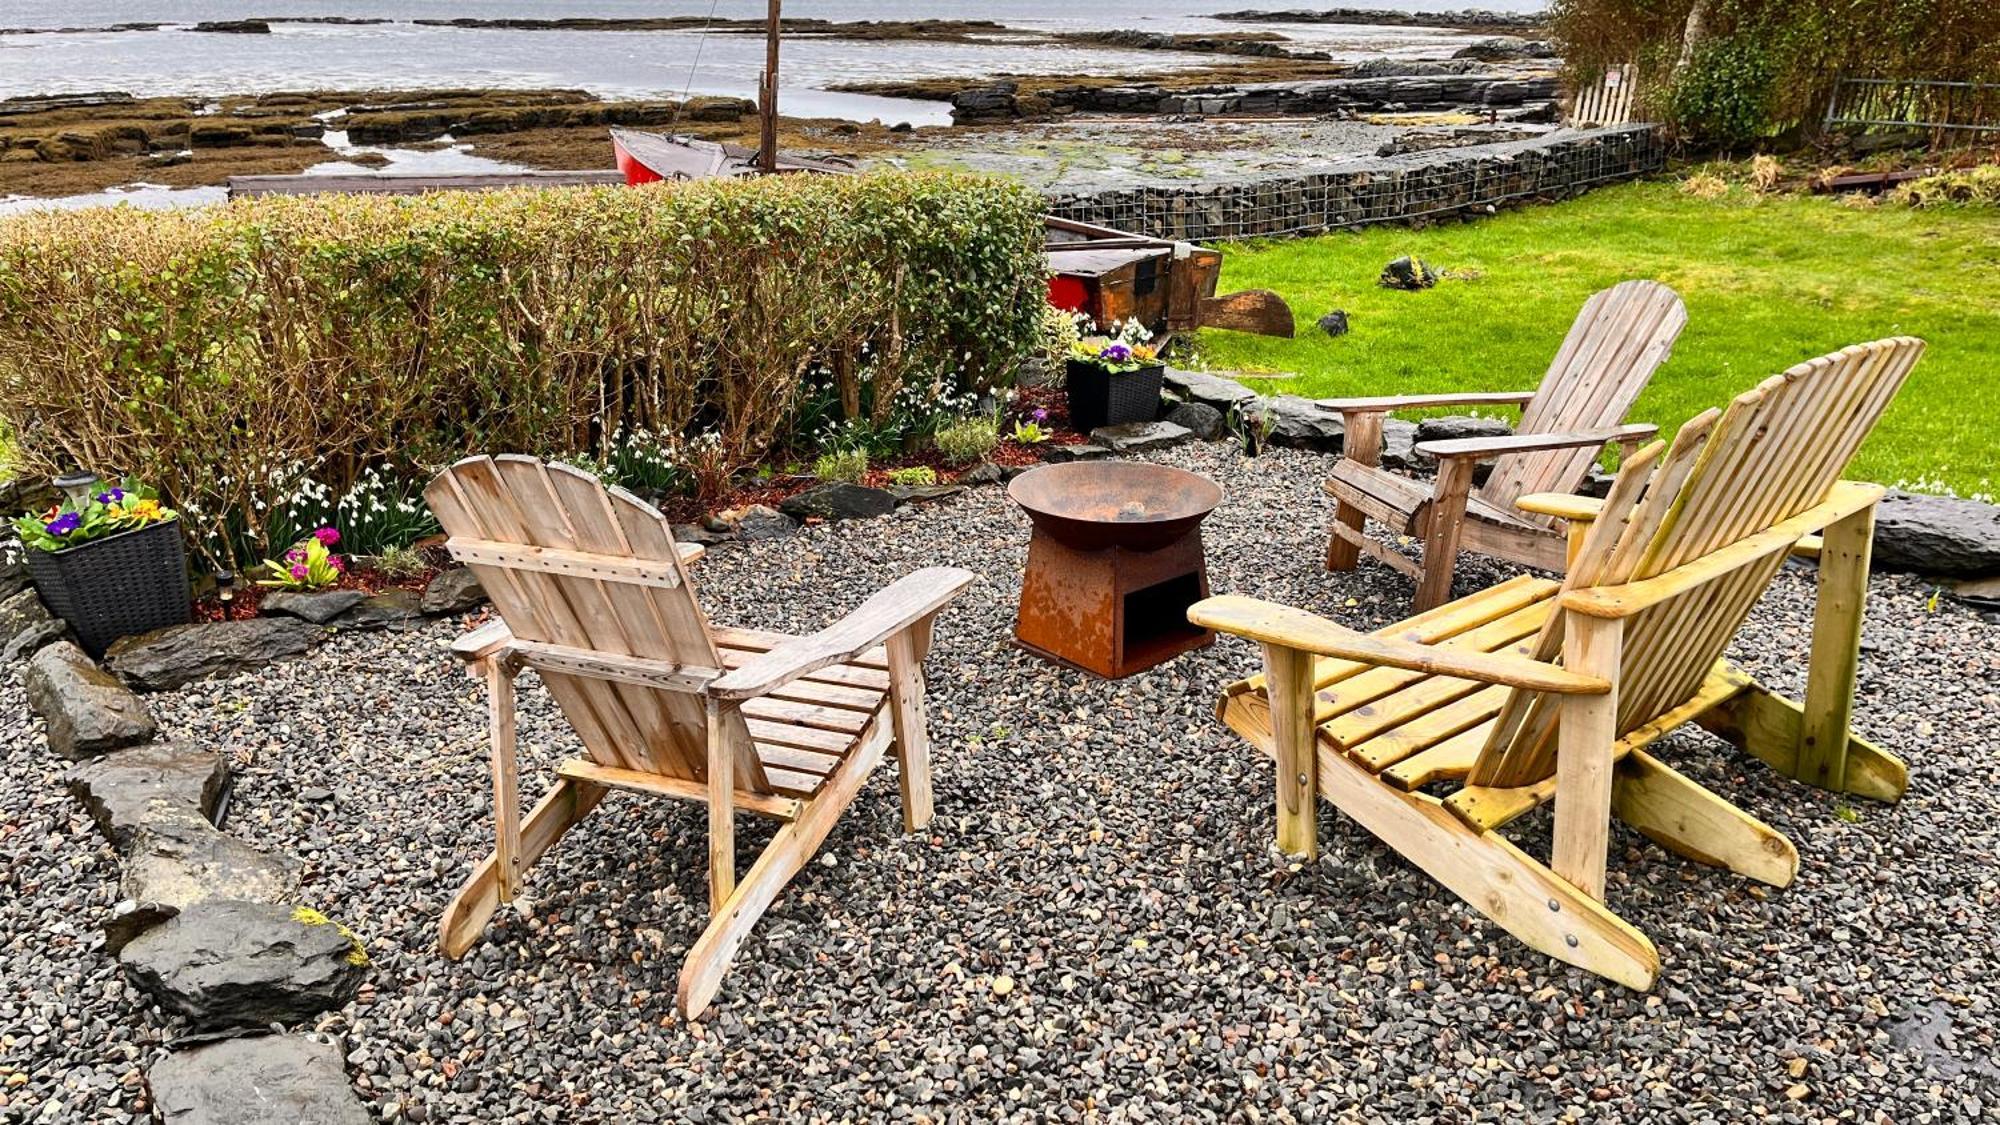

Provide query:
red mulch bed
left=191, top=544, right=448, bottom=622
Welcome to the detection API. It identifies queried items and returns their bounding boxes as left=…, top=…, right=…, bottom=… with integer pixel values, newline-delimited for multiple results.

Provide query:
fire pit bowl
left=1007, top=462, right=1224, bottom=553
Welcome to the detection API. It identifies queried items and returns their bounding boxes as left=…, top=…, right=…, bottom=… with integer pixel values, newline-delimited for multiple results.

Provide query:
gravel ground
left=4, top=441, right=1998, bottom=1123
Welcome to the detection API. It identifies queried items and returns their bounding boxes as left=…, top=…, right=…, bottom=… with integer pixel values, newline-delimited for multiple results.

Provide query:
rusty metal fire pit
left=1008, top=461, right=1224, bottom=678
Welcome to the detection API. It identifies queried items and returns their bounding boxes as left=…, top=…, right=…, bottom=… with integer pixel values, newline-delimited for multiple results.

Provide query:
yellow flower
left=1132, top=344, right=1157, bottom=362
left=127, top=498, right=163, bottom=520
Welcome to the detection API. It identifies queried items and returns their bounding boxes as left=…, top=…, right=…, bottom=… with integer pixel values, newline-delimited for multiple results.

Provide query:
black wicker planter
left=25, top=519, right=191, bottom=657
left=1064, top=360, right=1165, bottom=433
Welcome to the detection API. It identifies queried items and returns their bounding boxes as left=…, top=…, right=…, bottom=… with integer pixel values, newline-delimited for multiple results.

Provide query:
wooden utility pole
left=758, top=0, right=780, bottom=173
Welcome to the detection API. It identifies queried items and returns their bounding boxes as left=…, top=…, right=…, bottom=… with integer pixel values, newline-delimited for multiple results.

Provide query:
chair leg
left=1612, top=749, right=1798, bottom=888
left=705, top=699, right=736, bottom=914
left=1798, top=503, right=1874, bottom=792
left=1551, top=613, right=1621, bottom=899
left=884, top=624, right=936, bottom=833
left=1325, top=412, right=1382, bottom=571
left=485, top=657, right=523, bottom=903
left=1261, top=643, right=1319, bottom=860
left=1414, top=458, right=1476, bottom=612
left=440, top=777, right=606, bottom=959
left=1694, top=683, right=1909, bottom=802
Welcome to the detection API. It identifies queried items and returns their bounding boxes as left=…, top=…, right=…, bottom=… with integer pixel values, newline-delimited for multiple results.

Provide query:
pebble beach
left=4, top=441, right=1997, bottom=1122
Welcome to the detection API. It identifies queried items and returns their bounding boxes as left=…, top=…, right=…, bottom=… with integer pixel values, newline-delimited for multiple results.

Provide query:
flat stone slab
left=1040, top=442, right=1113, bottom=463
left=106, top=617, right=326, bottom=691
left=0, top=586, right=68, bottom=662
left=419, top=567, right=485, bottom=615
left=259, top=589, right=363, bottom=625
left=148, top=1034, right=369, bottom=1125
left=67, top=742, right=229, bottom=851
left=121, top=818, right=302, bottom=923
left=121, top=899, right=367, bottom=1030
left=25, top=641, right=158, bottom=759
left=1163, top=367, right=1257, bottom=412
left=779, top=482, right=897, bottom=522
left=1873, top=490, right=2000, bottom=578
left=885, top=483, right=969, bottom=504
left=331, top=589, right=423, bottom=630
left=1416, top=414, right=1514, bottom=443
left=1245, top=395, right=1344, bottom=453
left=1091, top=420, right=1194, bottom=453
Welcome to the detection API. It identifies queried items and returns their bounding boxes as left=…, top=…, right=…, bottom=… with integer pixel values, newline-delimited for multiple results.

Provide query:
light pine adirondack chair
left=424, top=455, right=974, bottom=1018
left=1322, top=280, right=1688, bottom=611
left=1196, top=337, right=1923, bottom=987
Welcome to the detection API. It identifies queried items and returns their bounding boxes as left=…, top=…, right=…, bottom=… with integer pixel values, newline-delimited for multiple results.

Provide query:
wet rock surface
left=105, top=617, right=326, bottom=691
left=0, top=586, right=68, bottom=661
left=147, top=1034, right=371, bottom=1125
left=1090, top=420, right=1194, bottom=453
left=120, top=818, right=302, bottom=918
left=330, top=589, right=424, bottom=630
left=4, top=442, right=1996, bottom=1119
left=778, top=482, right=898, bottom=522
left=66, top=742, right=229, bottom=850
left=260, top=589, right=365, bottom=625
left=1872, top=489, right=2000, bottom=577
left=120, top=899, right=367, bottom=1029
left=24, top=640, right=157, bottom=758
left=419, top=568, right=486, bottom=615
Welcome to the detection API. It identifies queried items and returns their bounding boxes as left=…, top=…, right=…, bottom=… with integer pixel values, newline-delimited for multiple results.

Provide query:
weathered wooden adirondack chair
left=1197, top=337, right=1923, bottom=987
left=1322, top=280, right=1688, bottom=611
left=424, top=455, right=974, bottom=1018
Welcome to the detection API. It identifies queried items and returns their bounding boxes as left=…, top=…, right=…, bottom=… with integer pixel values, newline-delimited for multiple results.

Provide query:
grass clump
left=813, top=448, right=869, bottom=483
left=933, top=417, right=1000, bottom=464
left=884, top=466, right=938, bottom=486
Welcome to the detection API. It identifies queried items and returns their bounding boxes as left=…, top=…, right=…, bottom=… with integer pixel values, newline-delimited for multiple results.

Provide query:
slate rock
left=1944, top=575, right=2000, bottom=612
left=780, top=482, right=896, bottom=522
left=121, top=818, right=301, bottom=922
left=960, top=462, right=1007, bottom=485
left=1245, top=396, right=1345, bottom=453
left=1453, top=36, right=1558, bottom=62
left=66, top=742, right=229, bottom=851
left=1416, top=414, right=1514, bottom=443
left=121, top=899, right=366, bottom=1029
left=1379, top=255, right=1439, bottom=291
left=1317, top=310, right=1351, bottom=337
left=259, top=589, right=363, bottom=625
left=106, top=617, right=325, bottom=691
left=672, top=521, right=733, bottom=545
left=24, top=641, right=157, bottom=759
left=332, top=589, right=423, bottom=630
left=1872, top=490, right=2000, bottom=577
left=886, top=483, right=968, bottom=504
left=0, top=586, right=69, bottom=661
left=1164, top=401, right=1227, bottom=440
left=1040, top=442, right=1114, bottom=463
left=148, top=1034, right=370, bottom=1125
left=1380, top=418, right=1421, bottom=471
left=1162, top=368, right=1257, bottom=413
left=1090, top=420, right=1194, bottom=453
left=0, top=545, right=27, bottom=602
left=419, top=567, right=486, bottom=615
left=735, top=504, right=800, bottom=540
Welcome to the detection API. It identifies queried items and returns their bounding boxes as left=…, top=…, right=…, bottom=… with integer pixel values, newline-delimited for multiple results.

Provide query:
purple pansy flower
left=1031, top=408, right=1048, bottom=423
left=95, top=488, right=126, bottom=505
left=1101, top=343, right=1132, bottom=363
left=45, top=512, right=82, bottom=536
left=314, top=526, right=340, bottom=547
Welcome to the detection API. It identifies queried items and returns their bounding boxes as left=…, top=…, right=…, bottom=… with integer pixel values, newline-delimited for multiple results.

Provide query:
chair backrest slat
left=427, top=455, right=773, bottom=792
left=1479, top=280, right=1688, bottom=516
left=1466, top=336, right=1923, bottom=789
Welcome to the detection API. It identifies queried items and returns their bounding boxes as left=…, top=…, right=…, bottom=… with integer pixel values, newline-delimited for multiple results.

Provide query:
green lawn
left=1196, top=180, right=2000, bottom=499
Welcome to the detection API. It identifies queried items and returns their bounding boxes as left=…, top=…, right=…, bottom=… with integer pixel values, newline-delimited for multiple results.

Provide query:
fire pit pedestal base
left=1015, top=533, right=1214, bottom=679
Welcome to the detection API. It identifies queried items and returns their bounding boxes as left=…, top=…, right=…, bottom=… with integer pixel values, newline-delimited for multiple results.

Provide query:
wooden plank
left=1415, top=456, right=1476, bottom=612
left=1348, top=682, right=1511, bottom=772
left=1263, top=644, right=1319, bottom=859
left=710, top=568, right=976, bottom=699
left=1315, top=392, right=1536, bottom=412
left=440, top=777, right=607, bottom=959
left=1611, top=749, right=1797, bottom=887
left=1325, top=409, right=1383, bottom=571
left=707, top=700, right=737, bottom=914
left=885, top=626, right=935, bottom=833
left=446, top=537, right=687, bottom=588
left=744, top=716, right=854, bottom=754
left=555, top=758, right=799, bottom=820
left=513, top=639, right=721, bottom=693
left=741, top=693, right=871, bottom=734
left=1550, top=613, right=1622, bottom=900
left=1336, top=521, right=1423, bottom=578
left=486, top=660, right=523, bottom=903
left=1694, top=683, right=1909, bottom=802
left=1797, top=503, right=1874, bottom=791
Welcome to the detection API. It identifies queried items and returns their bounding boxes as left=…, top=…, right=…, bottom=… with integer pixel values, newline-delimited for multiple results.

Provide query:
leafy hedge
left=0, top=171, right=1046, bottom=566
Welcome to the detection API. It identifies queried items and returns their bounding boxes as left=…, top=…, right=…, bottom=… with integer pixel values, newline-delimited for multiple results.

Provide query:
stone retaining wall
left=1043, top=124, right=1665, bottom=242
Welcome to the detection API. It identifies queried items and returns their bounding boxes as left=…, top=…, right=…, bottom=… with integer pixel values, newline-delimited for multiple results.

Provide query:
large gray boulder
left=1091, top=420, right=1194, bottom=453
left=1872, top=490, right=2000, bottom=578
left=1164, top=401, right=1227, bottom=440
left=1416, top=415, right=1514, bottom=443
left=259, top=589, right=363, bottom=625
left=24, top=641, right=158, bottom=759
left=419, top=567, right=486, bottom=615
left=779, top=482, right=897, bottom=522
left=1246, top=396, right=1345, bottom=453
left=148, top=1034, right=369, bottom=1125
left=105, top=617, right=325, bottom=691
left=0, top=587, right=68, bottom=661
left=66, top=742, right=229, bottom=851
left=330, top=589, right=423, bottom=630
left=120, top=899, right=367, bottom=1029
left=120, top=818, right=301, bottom=927
left=1380, top=419, right=1422, bottom=471
left=1163, top=368, right=1258, bottom=414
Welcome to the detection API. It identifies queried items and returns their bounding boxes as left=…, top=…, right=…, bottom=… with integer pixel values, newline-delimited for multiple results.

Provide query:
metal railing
left=1824, top=77, right=2000, bottom=144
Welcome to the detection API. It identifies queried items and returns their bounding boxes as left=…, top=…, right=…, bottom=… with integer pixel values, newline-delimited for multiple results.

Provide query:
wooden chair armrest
left=1417, top=423, right=1657, bottom=462
left=1516, top=492, right=1607, bottom=522
left=1563, top=481, right=1883, bottom=619
left=451, top=619, right=514, bottom=664
left=1188, top=595, right=1610, bottom=695
left=1314, top=391, right=1536, bottom=416
left=677, top=541, right=706, bottom=567
left=708, top=567, right=977, bottom=701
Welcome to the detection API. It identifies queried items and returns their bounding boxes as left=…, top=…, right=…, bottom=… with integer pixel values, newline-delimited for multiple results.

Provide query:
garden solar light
left=53, top=470, right=100, bottom=508
left=215, top=570, right=236, bottom=618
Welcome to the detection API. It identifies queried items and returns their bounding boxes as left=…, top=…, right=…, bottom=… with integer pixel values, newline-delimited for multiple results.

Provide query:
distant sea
left=0, top=1, right=1544, bottom=123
